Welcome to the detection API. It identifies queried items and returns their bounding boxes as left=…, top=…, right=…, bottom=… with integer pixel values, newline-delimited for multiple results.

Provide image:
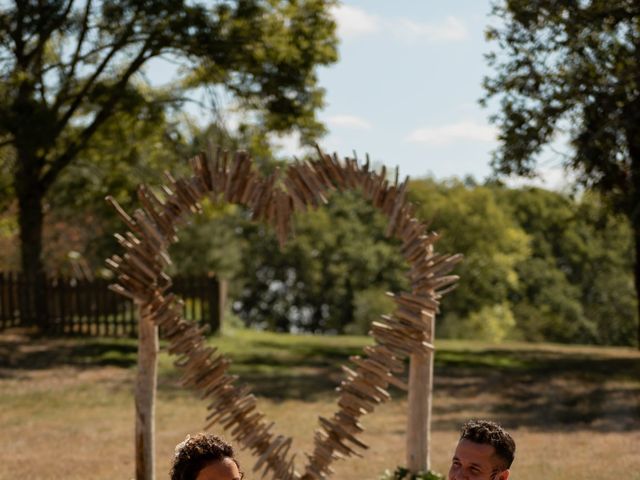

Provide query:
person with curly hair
left=448, top=420, right=516, bottom=480
left=171, top=433, right=243, bottom=480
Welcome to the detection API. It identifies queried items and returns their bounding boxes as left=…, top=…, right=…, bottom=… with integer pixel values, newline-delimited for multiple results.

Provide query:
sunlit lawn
left=1, top=327, right=639, bottom=479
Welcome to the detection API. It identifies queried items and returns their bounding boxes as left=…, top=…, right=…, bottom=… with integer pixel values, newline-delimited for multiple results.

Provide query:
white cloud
left=391, top=16, right=468, bottom=42
left=406, top=121, right=497, bottom=146
left=330, top=4, right=379, bottom=38
left=327, top=114, right=372, bottom=130
left=330, top=5, right=467, bottom=43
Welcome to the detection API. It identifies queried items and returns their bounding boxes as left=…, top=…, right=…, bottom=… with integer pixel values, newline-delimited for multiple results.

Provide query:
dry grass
left=1, top=328, right=639, bottom=479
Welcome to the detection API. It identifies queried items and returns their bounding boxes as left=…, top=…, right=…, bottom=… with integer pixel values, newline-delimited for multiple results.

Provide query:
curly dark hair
left=460, top=420, right=515, bottom=469
left=170, top=433, right=243, bottom=480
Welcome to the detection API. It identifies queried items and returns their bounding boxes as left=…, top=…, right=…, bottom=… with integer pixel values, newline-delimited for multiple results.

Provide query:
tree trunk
left=627, top=130, right=640, bottom=350
left=633, top=221, right=640, bottom=350
left=15, top=168, right=47, bottom=328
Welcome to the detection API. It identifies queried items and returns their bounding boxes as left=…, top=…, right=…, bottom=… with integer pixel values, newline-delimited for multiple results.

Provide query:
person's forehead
left=195, top=457, right=241, bottom=480
left=454, top=438, right=498, bottom=466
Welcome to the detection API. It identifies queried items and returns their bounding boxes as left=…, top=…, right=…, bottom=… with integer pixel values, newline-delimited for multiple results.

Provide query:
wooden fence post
left=207, top=275, right=226, bottom=334
left=135, top=302, right=158, bottom=480
left=406, top=311, right=436, bottom=472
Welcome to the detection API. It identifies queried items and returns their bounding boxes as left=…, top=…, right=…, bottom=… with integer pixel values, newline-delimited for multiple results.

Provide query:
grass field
left=1, top=327, right=639, bottom=479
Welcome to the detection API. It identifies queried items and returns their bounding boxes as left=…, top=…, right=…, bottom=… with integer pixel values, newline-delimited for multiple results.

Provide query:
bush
left=345, top=287, right=397, bottom=335
left=442, top=302, right=516, bottom=342
left=380, top=466, right=445, bottom=480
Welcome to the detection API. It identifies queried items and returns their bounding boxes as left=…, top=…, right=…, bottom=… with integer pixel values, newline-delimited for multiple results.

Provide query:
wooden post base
left=135, top=304, right=159, bottom=480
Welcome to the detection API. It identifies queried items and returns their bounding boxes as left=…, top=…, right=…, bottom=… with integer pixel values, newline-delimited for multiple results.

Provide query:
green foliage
left=483, top=1, right=640, bottom=202
left=408, top=180, right=636, bottom=346
left=36, top=145, right=640, bottom=345
left=162, top=177, right=637, bottom=345
left=409, top=178, right=531, bottom=321
left=482, top=0, right=640, bottom=344
left=234, top=189, right=408, bottom=333
left=380, top=467, right=445, bottom=480
left=346, top=287, right=397, bottom=335
left=169, top=200, right=246, bottom=279
left=511, top=257, right=590, bottom=343
left=0, top=0, right=338, bottom=279
left=498, top=187, right=637, bottom=345
left=45, top=106, right=185, bottom=273
left=443, top=302, right=516, bottom=343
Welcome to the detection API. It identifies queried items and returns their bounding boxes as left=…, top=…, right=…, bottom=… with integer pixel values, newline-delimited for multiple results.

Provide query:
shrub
left=379, top=466, right=445, bottom=480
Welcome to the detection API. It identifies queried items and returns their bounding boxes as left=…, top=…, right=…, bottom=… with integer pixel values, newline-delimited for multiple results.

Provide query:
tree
left=482, top=0, right=640, bottom=346
left=408, top=178, right=531, bottom=340
left=0, top=0, right=337, bottom=324
left=234, top=190, right=408, bottom=333
left=496, top=186, right=637, bottom=345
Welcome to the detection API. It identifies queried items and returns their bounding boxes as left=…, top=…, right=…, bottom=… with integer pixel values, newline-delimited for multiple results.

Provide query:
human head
left=448, top=420, right=515, bottom=480
left=171, top=433, right=243, bottom=480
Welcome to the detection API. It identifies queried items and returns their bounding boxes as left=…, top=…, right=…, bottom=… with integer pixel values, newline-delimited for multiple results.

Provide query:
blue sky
left=310, top=1, right=496, bottom=180
left=146, top=1, right=568, bottom=188
left=272, top=1, right=569, bottom=188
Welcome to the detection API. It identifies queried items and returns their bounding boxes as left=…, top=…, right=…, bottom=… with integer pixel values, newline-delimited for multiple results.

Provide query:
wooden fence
left=0, top=272, right=223, bottom=337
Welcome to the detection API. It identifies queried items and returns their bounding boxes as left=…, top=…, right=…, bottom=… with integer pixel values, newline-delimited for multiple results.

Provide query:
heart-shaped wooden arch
left=106, top=146, right=462, bottom=480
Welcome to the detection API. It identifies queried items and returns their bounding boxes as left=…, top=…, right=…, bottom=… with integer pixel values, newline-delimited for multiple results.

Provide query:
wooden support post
left=135, top=302, right=158, bottom=480
left=406, top=315, right=435, bottom=473
left=217, top=278, right=227, bottom=334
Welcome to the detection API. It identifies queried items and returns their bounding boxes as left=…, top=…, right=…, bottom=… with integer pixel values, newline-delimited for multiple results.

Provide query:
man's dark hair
left=460, top=420, right=515, bottom=469
left=171, top=433, right=243, bottom=480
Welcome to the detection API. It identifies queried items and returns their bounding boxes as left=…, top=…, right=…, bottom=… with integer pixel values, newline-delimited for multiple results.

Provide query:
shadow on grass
left=2, top=330, right=639, bottom=431
left=257, top=337, right=366, bottom=352
left=0, top=331, right=137, bottom=373
left=436, top=347, right=640, bottom=382
left=432, top=349, right=640, bottom=433
left=232, top=370, right=340, bottom=400
left=227, top=349, right=358, bottom=369
left=179, top=336, right=368, bottom=400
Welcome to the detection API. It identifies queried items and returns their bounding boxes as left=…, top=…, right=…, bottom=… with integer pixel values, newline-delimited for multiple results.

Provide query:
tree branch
left=52, top=20, right=138, bottom=139
left=45, top=36, right=146, bottom=77
left=41, top=42, right=155, bottom=191
left=54, top=0, right=92, bottom=111
left=28, top=0, right=75, bottom=67
left=12, top=0, right=26, bottom=66
left=67, top=0, right=92, bottom=84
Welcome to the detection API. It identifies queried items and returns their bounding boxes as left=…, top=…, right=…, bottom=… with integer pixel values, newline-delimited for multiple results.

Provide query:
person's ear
left=499, top=469, right=510, bottom=480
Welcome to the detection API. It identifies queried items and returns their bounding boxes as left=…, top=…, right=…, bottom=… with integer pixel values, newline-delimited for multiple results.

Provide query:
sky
left=282, top=1, right=498, bottom=182
left=147, top=1, right=569, bottom=188
left=283, top=0, right=570, bottom=189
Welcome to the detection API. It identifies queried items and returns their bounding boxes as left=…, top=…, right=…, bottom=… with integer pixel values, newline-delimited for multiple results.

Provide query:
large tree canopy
left=482, top=0, right=640, bottom=345
left=483, top=1, right=640, bottom=198
left=0, top=0, right=337, bottom=324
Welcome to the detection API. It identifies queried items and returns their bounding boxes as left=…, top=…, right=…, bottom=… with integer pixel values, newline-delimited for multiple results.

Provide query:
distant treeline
left=168, top=178, right=637, bottom=347
left=2, top=170, right=635, bottom=346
